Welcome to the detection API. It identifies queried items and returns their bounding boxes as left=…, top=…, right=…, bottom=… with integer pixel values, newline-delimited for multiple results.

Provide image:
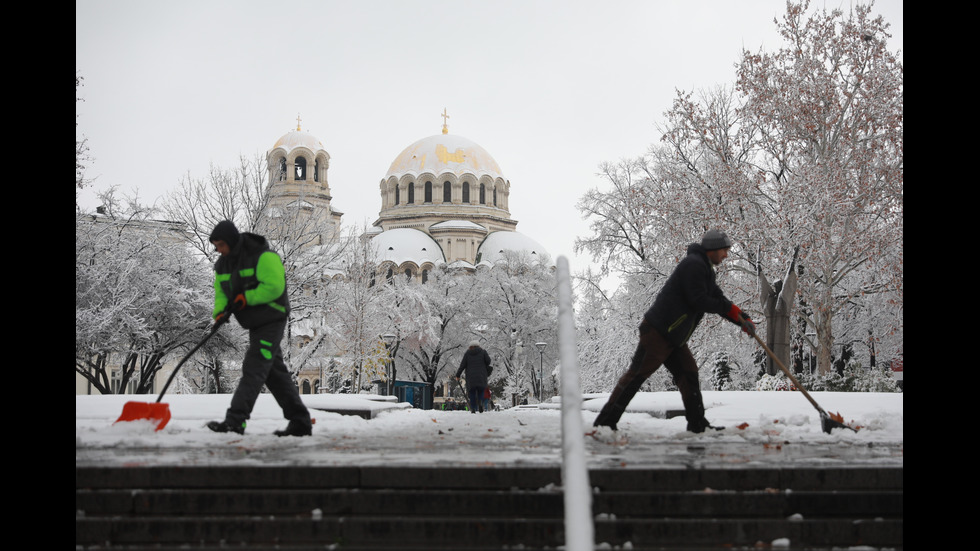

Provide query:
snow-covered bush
left=754, top=373, right=795, bottom=391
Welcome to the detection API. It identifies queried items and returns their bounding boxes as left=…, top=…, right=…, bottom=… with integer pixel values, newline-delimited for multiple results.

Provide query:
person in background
left=456, top=340, right=493, bottom=413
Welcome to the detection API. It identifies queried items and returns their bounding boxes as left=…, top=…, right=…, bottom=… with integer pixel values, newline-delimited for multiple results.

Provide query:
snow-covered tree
left=382, top=266, right=473, bottom=387
left=733, top=0, right=903, bottom=373
left=327, top=235, right=389, bottom=392
left=466, top=252, right=558, bottom=402
left=75, top=190, right=214, bottom=394
left=577, top=1, right=902, bottom=383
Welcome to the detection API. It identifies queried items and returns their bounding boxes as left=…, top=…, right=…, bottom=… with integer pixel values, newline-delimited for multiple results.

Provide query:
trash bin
left=393, top=380, right=433, bottom=410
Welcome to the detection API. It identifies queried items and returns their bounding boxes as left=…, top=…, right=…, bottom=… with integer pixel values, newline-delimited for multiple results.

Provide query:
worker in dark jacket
left=456, top=340, right=493, bottom=413
left=593, top=230, right=755, bottom=433
left=205, top=220, right=313, bottom=437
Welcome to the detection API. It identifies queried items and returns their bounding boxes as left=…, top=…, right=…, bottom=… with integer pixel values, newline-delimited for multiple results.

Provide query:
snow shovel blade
left=820, top=410, right=857, bottom=434
left=748, top=331, right=859, bottom=434
left=115, top=401, right=171, bottom=431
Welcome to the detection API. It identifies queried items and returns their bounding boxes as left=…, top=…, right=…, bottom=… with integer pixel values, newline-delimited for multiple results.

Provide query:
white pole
left=556, top=256, right=593, bottom=550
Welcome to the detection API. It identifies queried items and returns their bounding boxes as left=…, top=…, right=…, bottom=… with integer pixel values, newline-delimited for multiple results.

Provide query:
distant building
left=272, top=114, right=551, bottom=395
left=367, top=116, right=550, bottom=278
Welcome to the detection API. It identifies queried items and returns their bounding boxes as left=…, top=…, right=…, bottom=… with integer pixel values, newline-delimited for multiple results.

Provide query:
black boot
left=593, top=408, right=619, bottom=431
left=207, top=420, right=245, bottom=435
left=686, top=417, right=724, bottom=433
left=274, top=421, right=312, bottom=437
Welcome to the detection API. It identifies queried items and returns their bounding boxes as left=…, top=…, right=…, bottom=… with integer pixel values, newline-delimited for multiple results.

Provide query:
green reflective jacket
left=212, top=232, right=289, bottom=329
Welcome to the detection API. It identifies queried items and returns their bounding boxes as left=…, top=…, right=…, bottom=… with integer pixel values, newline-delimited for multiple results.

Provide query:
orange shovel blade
left=115, top=401, right=171, bottom=431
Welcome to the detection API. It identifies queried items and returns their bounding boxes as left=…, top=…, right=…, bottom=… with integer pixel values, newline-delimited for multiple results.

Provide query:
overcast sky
left=76, top=0, right=903, bottom=272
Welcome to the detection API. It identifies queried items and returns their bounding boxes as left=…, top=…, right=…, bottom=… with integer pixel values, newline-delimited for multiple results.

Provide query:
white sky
left=75, top=0, right=903, bottom=272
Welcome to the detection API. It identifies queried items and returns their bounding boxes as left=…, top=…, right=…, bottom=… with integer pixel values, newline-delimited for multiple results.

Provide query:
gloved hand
left=230, top=293, right=247, bottom=312
left=739, top=311, right=756, bottom=336
left=727, top=304, right=756, bottom=336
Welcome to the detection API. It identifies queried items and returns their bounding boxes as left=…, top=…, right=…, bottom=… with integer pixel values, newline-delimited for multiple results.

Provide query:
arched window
left=462, top=182, right=470, bottom=203
left=424, top=181, right=432, bottom=203
left=295, top=158, right=307, bottom=180
left=314, top=159, right=320, bottom=182
left=408, top=182, right=414, bottom=204
left=479, top=183, right=486, bottom=204
left=422, top=269, right=429, bottom=284
left=443, top=181, right=451, bottom=203
left=493, top=186, right=498, bottom=206
left=278, top=158, right=287, bottom=181
left=394, top=185, right=400, bottom=205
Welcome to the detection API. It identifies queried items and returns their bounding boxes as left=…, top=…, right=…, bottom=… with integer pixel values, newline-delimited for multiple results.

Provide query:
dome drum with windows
left=368, top=113, right=549, bottom=275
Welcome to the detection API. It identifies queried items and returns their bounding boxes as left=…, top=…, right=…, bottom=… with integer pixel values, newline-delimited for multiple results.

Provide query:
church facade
left=265, top=114, right=550, bottom=395
left=267, top=115, right=549, bottom=279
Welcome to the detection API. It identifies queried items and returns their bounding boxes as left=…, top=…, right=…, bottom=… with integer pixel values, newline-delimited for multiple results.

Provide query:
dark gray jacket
left=643, top=243, right=739, bottom=347
left=456, top=347, right=492, bottom=389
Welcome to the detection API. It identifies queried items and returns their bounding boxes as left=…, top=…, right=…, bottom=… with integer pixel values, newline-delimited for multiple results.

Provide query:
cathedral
left=264, top=113, right=551, bottom=396
left=264, top=113, right=550, bottom=277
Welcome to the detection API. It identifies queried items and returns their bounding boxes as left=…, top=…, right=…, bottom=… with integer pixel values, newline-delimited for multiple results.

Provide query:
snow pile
left=76, top=390, right=902, bottom=468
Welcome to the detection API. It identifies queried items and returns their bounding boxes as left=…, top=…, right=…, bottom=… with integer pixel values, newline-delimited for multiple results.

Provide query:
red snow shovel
left=748, top=327, right=857, bottom=434
left=115, top=316, right=229, bottom=431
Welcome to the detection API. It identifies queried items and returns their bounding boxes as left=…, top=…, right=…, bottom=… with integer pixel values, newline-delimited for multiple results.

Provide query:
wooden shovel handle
left=749, top=330, right=826, bottom=415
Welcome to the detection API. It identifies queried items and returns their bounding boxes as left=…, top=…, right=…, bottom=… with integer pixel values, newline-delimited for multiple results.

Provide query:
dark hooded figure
left=456, top=340, right=493, bottom=413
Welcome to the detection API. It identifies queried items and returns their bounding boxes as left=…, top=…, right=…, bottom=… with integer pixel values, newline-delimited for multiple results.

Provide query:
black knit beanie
left=209, top=220, right=240, bottom=249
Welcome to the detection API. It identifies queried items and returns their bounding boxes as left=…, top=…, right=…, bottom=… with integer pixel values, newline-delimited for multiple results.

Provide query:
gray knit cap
left=701, top=229, right=732, bottom=251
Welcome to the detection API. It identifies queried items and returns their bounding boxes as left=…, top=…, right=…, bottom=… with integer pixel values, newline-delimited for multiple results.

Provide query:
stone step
left=75, top=465, right=902, bottom=550
left=76, top=464, right=903, bottom=491
left=76, top=487, right=902, bottom=518
left=75, top=515, right=903, bottom=549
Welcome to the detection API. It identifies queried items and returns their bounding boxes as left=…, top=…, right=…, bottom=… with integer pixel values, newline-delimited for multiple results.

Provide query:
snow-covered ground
left=76, top=390, right=903, bottom=468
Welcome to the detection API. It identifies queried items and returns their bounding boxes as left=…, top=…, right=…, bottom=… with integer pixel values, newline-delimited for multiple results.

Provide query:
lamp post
left=513, top=339, right=524, bottom=407
left=383, top=333, right=397, bottom=396
left=535, top=342, right=547, bottom=402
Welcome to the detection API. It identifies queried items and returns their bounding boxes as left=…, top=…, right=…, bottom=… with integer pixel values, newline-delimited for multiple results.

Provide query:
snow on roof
left=369, top=228, right=445, bottom=266
left=269, top=129, right=328, bottom=155
left=384, top=133, right=505, bottom=181
left=478, top=231, right=552, bottom=266
left=429, top=220, right=486, bottom=231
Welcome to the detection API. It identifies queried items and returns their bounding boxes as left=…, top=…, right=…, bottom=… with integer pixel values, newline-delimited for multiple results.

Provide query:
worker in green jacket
left=205, top=220, right=312, bottom=437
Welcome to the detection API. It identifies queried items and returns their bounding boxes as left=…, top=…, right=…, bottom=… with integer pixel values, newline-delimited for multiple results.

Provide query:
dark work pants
left=594, top=320, right=706, bottom=428
left=467, top=386, right=486, bottom=413
left=225, top=319, right=311, bottom=430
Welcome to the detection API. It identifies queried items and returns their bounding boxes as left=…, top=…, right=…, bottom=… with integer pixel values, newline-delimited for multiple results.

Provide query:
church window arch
left=408, top=182, right=415, bottom=204
left=314, top=159, right=321, bottom=182
left=479, top=183, right=486, bottom=204
left=493, top=185, right=498, bottom=206
left=278, top=158, right=287, bottom=181
left=424, top=181, right=432, bottom=203
left=394, top=184, right=400, bottom=205
left=443, top=181, right=451, bottom=203
left=462, top=182, right=470, bottom=203
left=295, top=157, right=307, bottom=180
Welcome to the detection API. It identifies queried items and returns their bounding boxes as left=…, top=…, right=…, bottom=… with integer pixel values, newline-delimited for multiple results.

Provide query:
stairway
left=76, top=464, right=902, bottom=550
